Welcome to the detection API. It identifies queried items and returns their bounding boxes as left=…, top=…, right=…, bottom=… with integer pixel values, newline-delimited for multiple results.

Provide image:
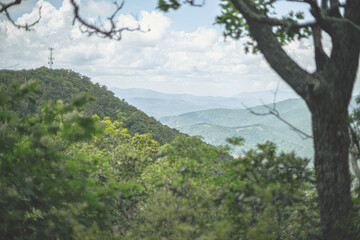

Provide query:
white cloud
left=1, top=0, right=348, bottom=97
left=81, top=0, right=115, bottom=18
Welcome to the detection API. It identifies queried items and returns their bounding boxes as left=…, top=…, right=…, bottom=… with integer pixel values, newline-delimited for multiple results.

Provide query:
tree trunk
left=310, top=102, right=352, bottom=239
left=228, top=1, right=360, bottom=238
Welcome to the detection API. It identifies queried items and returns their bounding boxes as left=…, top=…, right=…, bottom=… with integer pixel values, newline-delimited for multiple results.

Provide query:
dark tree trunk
left=310, top=102, right=352, bottom=239
left=229, top=1, right=360, bottom=238
left=306, top=36, right=359, bottom=237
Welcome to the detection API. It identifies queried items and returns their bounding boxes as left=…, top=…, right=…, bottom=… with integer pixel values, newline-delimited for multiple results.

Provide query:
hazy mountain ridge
left=110, top=87, right=298, bottom=118
left=160, top=98, right=314, bottom=158
left=161, top=98, right=311, bottom=131
left=109, top=87, right=313, bottom=158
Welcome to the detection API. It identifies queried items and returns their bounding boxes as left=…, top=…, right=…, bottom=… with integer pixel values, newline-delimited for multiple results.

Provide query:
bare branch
left=271, top=83, right=280, bottom=106
left=243, top=87, right=313, bottom=140
left=70, top=0, right=147, bottom=40
left=246, top=103, right=313, bottom=140
left=0, top=0, right=21, bottom=14
left=1, top=1, right=42, bottom=31
left=3, top=5, right=41, bottom=31
left=312, top=25, right=329, bottom=71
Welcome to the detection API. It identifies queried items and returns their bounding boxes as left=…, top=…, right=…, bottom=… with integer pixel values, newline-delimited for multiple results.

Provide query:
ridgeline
left=0, top=67, right=179, bottom=145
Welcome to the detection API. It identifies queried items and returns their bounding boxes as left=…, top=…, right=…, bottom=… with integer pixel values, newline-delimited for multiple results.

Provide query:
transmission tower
left=48, top=47, right=54, bottom=69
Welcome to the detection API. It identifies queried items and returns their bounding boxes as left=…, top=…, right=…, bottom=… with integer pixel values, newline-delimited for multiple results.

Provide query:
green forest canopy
left=1, top=69, right=360, bottom=239
left=0, top=67, right=180, bottom=145
left=0, top=76, right=320, bottom=239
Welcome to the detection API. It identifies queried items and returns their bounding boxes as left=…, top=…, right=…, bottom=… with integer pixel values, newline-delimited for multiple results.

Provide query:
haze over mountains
left=110, top=87, right=298, bottom=118
left=111, top=87, right=314, bottom=158
left=160, top=98, right=313, bottom=158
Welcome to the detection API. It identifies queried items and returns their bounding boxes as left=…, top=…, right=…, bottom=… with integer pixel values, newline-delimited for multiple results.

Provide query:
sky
left=0, top=0, right=359, bottom=97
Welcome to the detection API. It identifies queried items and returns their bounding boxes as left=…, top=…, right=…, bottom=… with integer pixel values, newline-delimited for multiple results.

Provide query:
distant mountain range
left=159, top=98, right=314, bottom=159
left=109, top=87, right=314, bottom=158
left=108, top=87, right=359, bottom=159
left=110, top=87, right=298, bottom=118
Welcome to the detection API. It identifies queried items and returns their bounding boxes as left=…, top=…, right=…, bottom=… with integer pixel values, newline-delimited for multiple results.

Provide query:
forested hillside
left=3, top=68, right=360, bottom=239
left=0, top=67, right=179, bottom=144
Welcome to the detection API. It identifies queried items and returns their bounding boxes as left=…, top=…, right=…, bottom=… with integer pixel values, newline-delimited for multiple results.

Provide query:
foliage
left=158, top=1, right=360, bottom=237
left=216, top=141, right=320, bottom=239
left=74, top=116, right=160, bottom=181
left=345, top=97, right=360, bottom=237
left=215, top=0, right=311, bottom=52
left=0, top=81, right=138, bottom=239
left=127, top=136, right=230, bottom=239
left=71, top=116, right=161, bottom=234
left=158, top=0, right=181, bottom=12
left=1, top=75, right=323, bottom=239
left=2, top=0, right=360, bottom=238
left=127, top=137, right=319, bottom=239
left=0, top=68, right=180, bottom=144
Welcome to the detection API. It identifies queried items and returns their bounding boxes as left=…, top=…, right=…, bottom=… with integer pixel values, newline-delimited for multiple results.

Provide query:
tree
left=2, top=0, right=360, bottom=238
left=127, top=138, right=318, bottom=240
left=0, top=81, right=135, bottom=239
left=159, top=0, right=360, bottom=238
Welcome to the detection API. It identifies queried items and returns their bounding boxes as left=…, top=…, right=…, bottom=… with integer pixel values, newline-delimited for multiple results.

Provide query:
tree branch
left=0, top=0, right=21, bottom=14
left=321, top=0, right=360, bottom=37
left=309, top=0, right=330, bottom=72
left=344, top=0, right=360, bottom=26
left=290, top=0, right=360, bottom=36
left=70, top=0, right=146, bottom=40
left=243, top=86, right=313, bottom=140
left=1, top=0, right=42, bottom=31
left=302, top=0, right=336, bottom=34
left=311, top=25, right=329, bottom=71
left=250, top=14, right=316, bottom=29
left=328, top=0, right=342, bottom=17
left=230, top=0, right=324, bottom=100
left=226, top=0, right=317, bottom=29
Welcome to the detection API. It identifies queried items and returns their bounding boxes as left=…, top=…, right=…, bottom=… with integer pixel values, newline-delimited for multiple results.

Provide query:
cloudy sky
left=0, top=0, right=359, bottom=97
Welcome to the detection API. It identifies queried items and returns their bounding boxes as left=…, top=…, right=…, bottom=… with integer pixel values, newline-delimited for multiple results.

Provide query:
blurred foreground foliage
left=7, top=78, right=360, bottom=239
left=0, top=80, right=126, bottom=239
